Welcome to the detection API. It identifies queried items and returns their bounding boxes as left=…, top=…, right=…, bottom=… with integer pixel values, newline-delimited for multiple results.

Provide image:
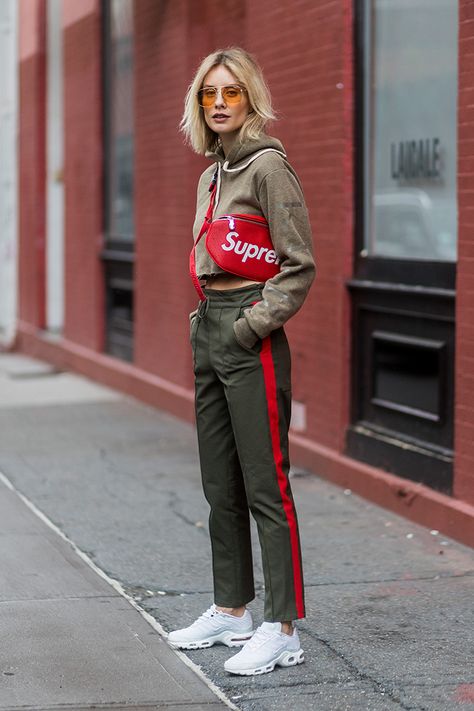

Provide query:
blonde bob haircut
left=180, top=47, right=276, bottom=155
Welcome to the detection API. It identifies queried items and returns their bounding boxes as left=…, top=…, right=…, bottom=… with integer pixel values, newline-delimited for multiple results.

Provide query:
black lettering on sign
left=391, top=137, right=441, bottom=181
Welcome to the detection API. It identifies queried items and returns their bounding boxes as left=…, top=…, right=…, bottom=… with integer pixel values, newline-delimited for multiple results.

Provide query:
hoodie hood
left=205, top=134, right=286, bottom=169
left=205, top=135, right=287, bottom=211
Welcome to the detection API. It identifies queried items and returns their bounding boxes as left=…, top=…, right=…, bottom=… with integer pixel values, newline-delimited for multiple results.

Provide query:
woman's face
left=201, top=65, right=250, bottom=144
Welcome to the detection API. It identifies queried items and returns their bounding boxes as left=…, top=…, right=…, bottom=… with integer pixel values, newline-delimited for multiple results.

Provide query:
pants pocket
left=190, top=316, right=200, bottom=372
left=189, top=314, right=197, bottom=345
left=233, top=307, right=262, bottom=354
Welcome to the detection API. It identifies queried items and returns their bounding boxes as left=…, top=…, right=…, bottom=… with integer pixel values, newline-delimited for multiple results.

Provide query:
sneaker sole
left=168, top=630, right=254, bottom=650
left=225, top=648, right=304, bottom=675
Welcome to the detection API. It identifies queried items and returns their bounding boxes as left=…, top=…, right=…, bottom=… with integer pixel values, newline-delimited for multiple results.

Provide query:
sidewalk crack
left=301, top=627, right=429, bottom=711
left=303, top=570, right=474, bottom=587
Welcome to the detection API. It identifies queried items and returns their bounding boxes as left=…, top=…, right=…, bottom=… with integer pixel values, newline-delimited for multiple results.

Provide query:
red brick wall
left=133, top=0, right=196, bottom=390
left=18, top=0, right=46, bottom=329
left=134, top=0, right=253, bottom=391
left=454, top=0, right=474, bottom=505
left=63, top=3, right=104, bottom=351
left=133, top=0, right=354, bottom=439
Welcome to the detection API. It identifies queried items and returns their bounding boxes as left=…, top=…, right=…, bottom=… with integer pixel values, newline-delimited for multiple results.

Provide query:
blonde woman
left=168, top=47, right=315, bottom=676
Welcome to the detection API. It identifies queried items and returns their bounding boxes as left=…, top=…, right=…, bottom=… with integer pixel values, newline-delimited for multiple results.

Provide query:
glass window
left=363, top=0, right=458, bottom=262
left=104, top=0, right=134, bottom=241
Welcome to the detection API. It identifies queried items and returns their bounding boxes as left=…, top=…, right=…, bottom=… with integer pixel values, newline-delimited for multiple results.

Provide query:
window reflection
left=106, top=0, right=134, bottom=241
left=373, top=189, right=455, bottom=261
left=364, top=0, right=457, bottom=262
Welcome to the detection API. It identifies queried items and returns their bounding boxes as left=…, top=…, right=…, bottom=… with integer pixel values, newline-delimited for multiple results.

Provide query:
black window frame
left=101, top=0, right=135, bottom=362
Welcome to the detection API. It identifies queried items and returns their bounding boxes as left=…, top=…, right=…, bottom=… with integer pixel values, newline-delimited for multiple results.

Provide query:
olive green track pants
left=190, top=284, right=305, bottom=622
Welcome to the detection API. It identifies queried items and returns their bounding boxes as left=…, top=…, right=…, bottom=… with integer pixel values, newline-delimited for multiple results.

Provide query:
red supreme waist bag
left=189, top=149, right=285, bottom=301
left=205, top=214, right=280, bottom=282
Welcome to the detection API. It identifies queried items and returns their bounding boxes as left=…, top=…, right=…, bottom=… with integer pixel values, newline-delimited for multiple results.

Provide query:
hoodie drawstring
left=221, top=148, right=286, bottom=173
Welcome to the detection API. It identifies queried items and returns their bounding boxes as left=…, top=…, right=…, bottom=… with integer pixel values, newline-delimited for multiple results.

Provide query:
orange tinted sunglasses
left=197, top=85, right=247, bottom=107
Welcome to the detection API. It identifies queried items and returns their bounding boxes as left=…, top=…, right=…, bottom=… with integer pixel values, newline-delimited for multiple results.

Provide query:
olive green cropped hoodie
left=192, top=134, right=316, bottom=349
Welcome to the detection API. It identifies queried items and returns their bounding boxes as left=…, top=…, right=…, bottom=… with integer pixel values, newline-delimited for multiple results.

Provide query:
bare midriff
left=204, top=274, right=264, bottom=290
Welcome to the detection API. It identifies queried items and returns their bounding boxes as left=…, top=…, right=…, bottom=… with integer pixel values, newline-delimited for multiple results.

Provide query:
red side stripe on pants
left=259, top=336, right=305, bottom=619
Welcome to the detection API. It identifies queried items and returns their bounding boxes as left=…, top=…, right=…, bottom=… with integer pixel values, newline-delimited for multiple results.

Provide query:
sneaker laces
left=245, top=626, right=275, bottom=650
left=194, top=604, right=221, bottom=625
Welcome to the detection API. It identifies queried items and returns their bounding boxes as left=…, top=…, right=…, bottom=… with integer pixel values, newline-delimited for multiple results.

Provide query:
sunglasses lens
left=198, top=86, right=244, bottom=107
left=198, top=88, right=216, bottom=107
left=222, top=87, right=241, bottom=103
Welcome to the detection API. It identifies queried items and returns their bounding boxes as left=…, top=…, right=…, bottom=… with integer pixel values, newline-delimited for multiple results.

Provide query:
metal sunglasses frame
left=197, top=84, right=247, bottom=107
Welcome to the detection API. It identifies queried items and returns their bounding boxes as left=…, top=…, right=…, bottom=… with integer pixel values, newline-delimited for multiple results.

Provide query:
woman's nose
left=214, top=88, right=226, bottom=108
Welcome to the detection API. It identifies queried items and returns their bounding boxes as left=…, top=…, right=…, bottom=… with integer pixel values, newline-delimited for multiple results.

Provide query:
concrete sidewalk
left=0, top=478, right=229, bottom=711
left=0, top=352, right=473, bottom=711
left=0, top=355, right=230, bottom=711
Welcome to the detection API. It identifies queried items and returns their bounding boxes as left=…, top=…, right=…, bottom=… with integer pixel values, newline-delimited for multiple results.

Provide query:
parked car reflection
left=372, top=189, right=455, bottom=261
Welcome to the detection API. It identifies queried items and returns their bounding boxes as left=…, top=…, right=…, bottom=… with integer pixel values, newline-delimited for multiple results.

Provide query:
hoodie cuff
left=233, top=317, right=259, bottom=349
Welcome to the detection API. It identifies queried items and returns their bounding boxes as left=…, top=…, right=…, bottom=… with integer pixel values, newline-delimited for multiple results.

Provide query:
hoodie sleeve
left=233, top=167, right=316, bottom=348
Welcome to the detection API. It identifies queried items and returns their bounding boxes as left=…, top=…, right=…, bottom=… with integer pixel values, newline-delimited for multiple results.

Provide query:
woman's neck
left=219, top=131, right=239, bottom=157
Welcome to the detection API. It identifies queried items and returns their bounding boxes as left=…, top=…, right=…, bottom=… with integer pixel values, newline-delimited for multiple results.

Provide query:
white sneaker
left=224, top=621, right=304, bottom=675
left=167, top=604, right=254, bottom=650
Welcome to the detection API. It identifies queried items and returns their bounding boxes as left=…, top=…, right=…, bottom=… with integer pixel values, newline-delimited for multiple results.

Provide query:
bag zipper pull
left=226, top=216, right=235, bottom=230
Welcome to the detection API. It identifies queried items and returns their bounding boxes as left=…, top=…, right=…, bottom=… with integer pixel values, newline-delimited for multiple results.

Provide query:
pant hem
left=214, top=595, right=255, bottom=608
left=264, top=612, right=306, bottom=622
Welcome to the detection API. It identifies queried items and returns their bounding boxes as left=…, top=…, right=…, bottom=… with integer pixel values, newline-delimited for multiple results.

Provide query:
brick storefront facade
left=13, top=0, right=474, bottom=546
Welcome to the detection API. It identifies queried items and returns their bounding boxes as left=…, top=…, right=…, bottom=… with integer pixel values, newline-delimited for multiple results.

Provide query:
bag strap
left=189, top=168, right=218, bottom=301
